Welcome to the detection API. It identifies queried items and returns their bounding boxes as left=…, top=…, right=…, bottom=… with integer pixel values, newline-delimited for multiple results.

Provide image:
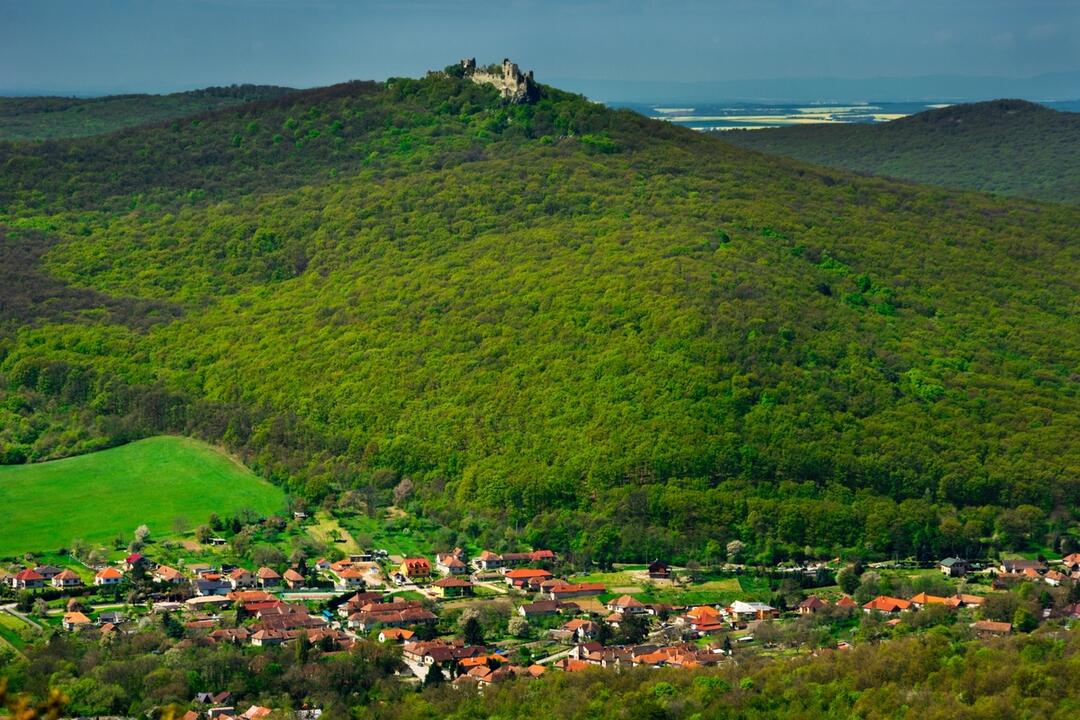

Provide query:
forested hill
left=719, top=100, right=1080, bottom=205
left=0, top=85, right=295, bottom=140
left=1, top=72, right=1078, bottom=564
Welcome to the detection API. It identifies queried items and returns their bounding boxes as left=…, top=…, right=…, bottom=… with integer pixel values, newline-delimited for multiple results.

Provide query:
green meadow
left=0, top=436, right=285, bottom=557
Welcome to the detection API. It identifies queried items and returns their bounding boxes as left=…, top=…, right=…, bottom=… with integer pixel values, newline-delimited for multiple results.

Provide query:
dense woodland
left=0, top=73, right=1078, bottom=564
left=720, top=100, right=1080, bottom=205
left=0, top=85, right=294, bottom=141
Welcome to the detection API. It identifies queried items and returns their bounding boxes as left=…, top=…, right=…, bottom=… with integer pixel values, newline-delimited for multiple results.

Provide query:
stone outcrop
left=460, top=58, right=538, bottom=104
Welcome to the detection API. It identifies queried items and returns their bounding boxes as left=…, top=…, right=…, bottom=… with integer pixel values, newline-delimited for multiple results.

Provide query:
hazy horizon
left=2, top=0, right=1078, bottom=101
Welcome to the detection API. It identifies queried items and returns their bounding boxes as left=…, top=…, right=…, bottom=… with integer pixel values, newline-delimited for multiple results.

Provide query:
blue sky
left=1, top=0, right=1078, bottom=96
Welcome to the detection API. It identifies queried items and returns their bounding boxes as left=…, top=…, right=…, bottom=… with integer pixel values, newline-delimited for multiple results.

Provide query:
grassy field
left=0, top=436, right=285, bottom=557
left=0, top=611, right=34, bottom=650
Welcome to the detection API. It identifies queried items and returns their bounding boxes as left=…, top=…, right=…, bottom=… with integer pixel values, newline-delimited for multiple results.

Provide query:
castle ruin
left=460, top=58, right=539, bottom=104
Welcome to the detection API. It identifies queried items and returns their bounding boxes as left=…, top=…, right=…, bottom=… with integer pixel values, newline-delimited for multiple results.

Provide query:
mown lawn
left=0, top=436, right=285, bottom=557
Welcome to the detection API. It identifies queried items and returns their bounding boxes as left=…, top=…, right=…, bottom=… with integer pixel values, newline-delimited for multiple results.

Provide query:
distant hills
left=556, top=71, right=1080, bottom=104
left=1, top=74, right=1078, bottom=562
left=719, top=99, right=1080, bottom=204
left=0, top=85, right=294, bottom=140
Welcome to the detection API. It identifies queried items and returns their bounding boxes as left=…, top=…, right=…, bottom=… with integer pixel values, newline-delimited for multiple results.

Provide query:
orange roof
left=505, top=568, right=553, bottom=579
left=63, top=611, right=92, bottom=625
left=863, top=596, right=912, bottom=612
left=972, top=620, right=1011, bottom=633
left=283, top=569, right=304, bottom=581
left=380, top=628, right=414, bottom=640
left=686, top=605, right=721, bottom=620
left=256, top=567, right=281, bottom=579
left=563, top=659, right=590, bottom=672
left=911, top=592, right=949, bottom=605
left=96, top=567, right=123, bottom=579
left=54, top=569, right=81, bottom=580
left=836, top=595, right=857, bottom=608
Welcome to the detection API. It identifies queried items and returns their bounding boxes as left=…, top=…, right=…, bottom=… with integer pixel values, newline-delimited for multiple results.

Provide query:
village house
left=431, top=577, right=474, bottom=598
left=647, top=560, right=671, bottom=580
left=153, top=565, right=186, bottom=584
left=10, top=568, right=45, bottom=589
left=1044, top=570, right=1067, bottom=586
left=332, top=567, right=367, bottom=591
left=726, top=600, right=779, bottom=622
left=283, top=568, right=305, bottom=589
left=436, top=549, right=469, bottom=575
left=518, top=600, right=562, bottom=618
left=504, top=567, right=553, bottom=589
left=51, top=569, right=83, bottom=589
left=910, top=593, right=949, bottom=608
left=1062, top=553, right=1080, bottom=573
left=378, top=628, right=415, bottom=643
left=337, top=591, right=387, bottom=617
left=1000, top=558, right=1045, bottom=575
left=546, top=582, right=605, bottom=600
left=62, top=611, right=93, bottom=631
left=256, top=567, right=281, bottom=589
left=678, top=606, right=724, bottom=634
left=33, top=565, right=62, bottom=581
left=228, top=568, right=256, bottom=589
left=94, top=567, right=124, bottom=586
left=123, top=553, right=148, bottom=572
left=939, top=557, right=970, bottom=577
left=399, top=557, right=431, bottom=579
left=607, top=595, right=648, bottom=616
left=797, top=596, right=829, bottom=615
left=347, top=600, right=437, bottom=632
left=862, top=596, right=913, bottom=614
left=473, top=551, right=504, bottom=571
left=561, top=618, right=601, bottom=642
left=194, top=578, right=232, bottom=596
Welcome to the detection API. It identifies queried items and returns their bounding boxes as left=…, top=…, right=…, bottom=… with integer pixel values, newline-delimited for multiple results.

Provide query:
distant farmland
left=0, top=436, right=285, bottom=557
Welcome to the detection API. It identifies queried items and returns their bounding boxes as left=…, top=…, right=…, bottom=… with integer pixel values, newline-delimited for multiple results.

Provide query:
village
left=3, top=519, right=1080, bottom=717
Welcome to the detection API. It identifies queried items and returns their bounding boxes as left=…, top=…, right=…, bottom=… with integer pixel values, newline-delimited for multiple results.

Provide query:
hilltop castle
left=460, top=58, right=539, bottom=104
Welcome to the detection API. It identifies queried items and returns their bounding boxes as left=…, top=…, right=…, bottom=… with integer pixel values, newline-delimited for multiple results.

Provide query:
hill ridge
left=0, top=73, right=1078, bottom=563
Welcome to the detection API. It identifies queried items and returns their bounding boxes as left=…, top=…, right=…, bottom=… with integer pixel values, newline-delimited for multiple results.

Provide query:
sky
left=1, top=0, right=1078, bottom=98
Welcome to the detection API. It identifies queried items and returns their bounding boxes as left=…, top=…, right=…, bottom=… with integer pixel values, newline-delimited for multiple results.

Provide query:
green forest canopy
left=0, top=85, right=294, bottom=141
left=718, top=99, right=1080, bottom=205
left=0, top=73, right=1077, bottom=563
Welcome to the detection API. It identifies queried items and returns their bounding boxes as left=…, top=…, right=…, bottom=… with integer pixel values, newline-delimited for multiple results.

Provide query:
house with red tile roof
left=399, top=557, right=431, bottom=579
left=432, top=577, right=473, bottom=598
left=504, top=568, right=553, bottom=589
left=153, top=565, right=186, bottom=584
left=10, top=568, right=44, bottom=589
left=910, top=593, right=949, bottom=608
left=862, top=596, right=913, bottom=614
left=256, top=567, right=281, bottom=588
left=94, top=567, right=124, bottom=586
left=51, top=569, right=83, bottom=589
left=547, top=582, right=605, bottom=600
left=62, top=611, right=93, bottom=631
left=797, top=596, right=828, bottom=614
left=228, top=568, right=256, bottom=589
left=607, top=595, right=648, bottom=615
left=283, top=568, right=305, bottom=589
left=332, top=567, right=366, bottom=591
left=378, top=627, right=415, bottom=643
